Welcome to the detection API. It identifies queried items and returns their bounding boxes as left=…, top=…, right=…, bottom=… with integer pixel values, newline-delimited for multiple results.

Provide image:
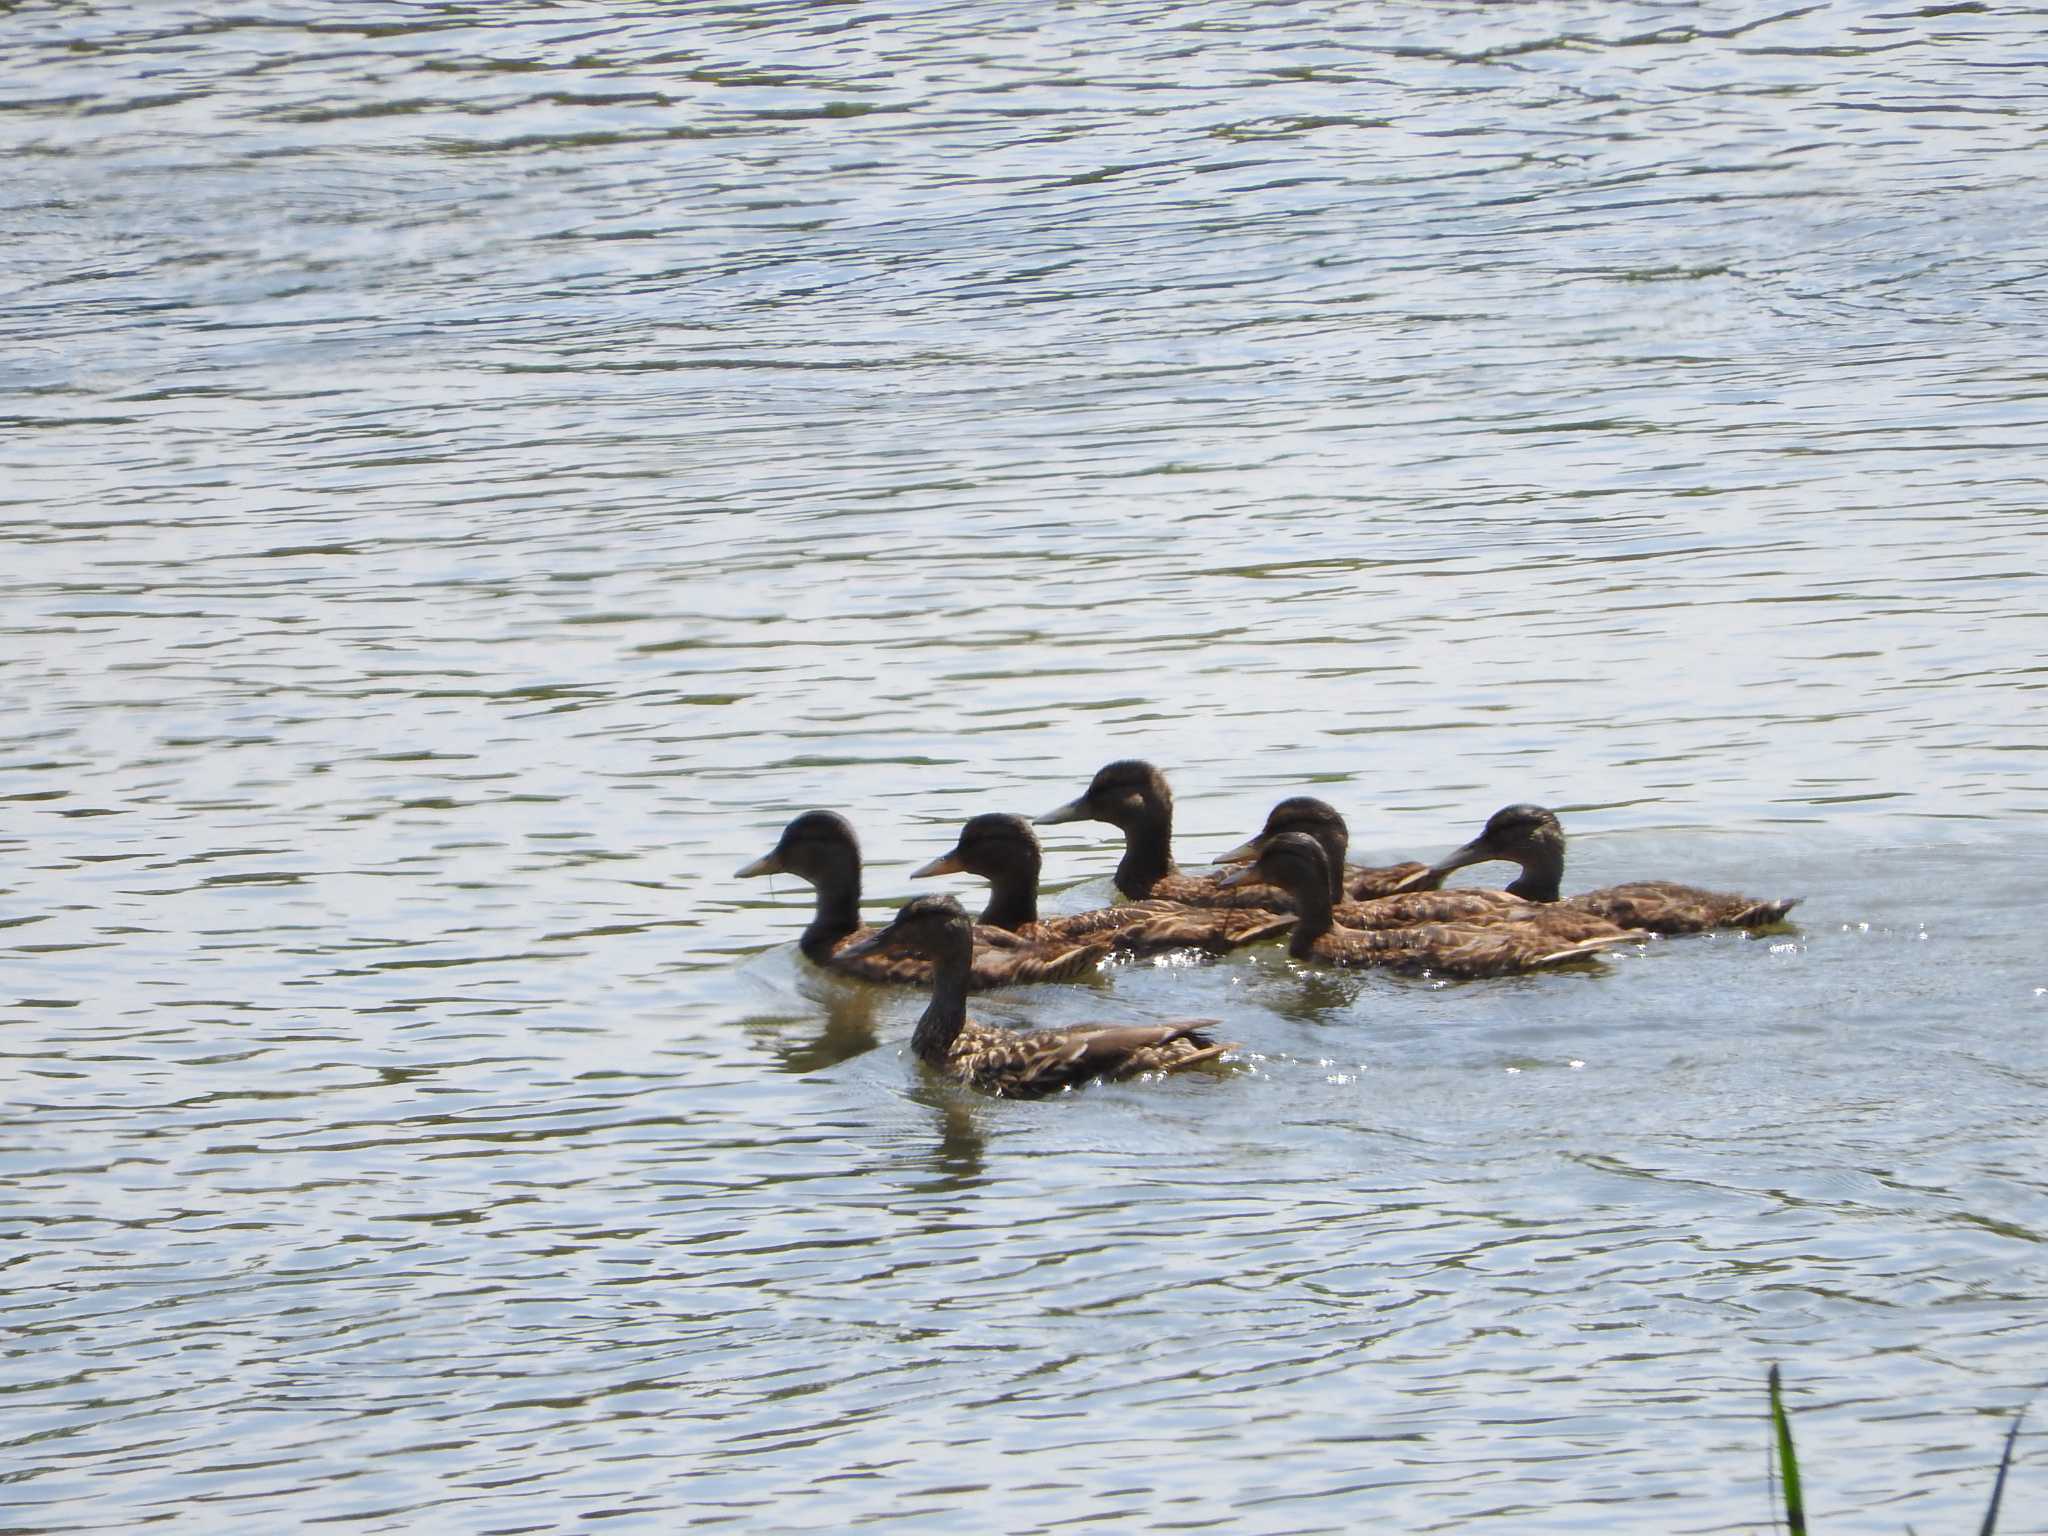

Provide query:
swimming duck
left=1216, top=796, right=1444, bottom=903
left=1397, top=804, right=1802, bottom=934
left=912, top=812, right=1295, bottom=957
left=1036, top=760, right=1292, bottom=909
left=838, top=895, right=1241, bottom=1098
left=1219, top=833, right=1635, bottom=979
left=736, top=811, right=1106, bottom=988
left=1217, top=797, right=1643, bottom=944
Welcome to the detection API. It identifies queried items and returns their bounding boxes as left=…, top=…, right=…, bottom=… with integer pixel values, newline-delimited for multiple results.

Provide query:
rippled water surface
left=6, top=2, right=2047, bottom=1530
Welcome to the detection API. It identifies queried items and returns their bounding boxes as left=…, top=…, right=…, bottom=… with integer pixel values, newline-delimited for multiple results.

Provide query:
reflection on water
left=5, top=1, right=2047, bottom=1531
left=749, top=983, right=886, bottom=1076
left=917, top=1099, right=990, bottom=1195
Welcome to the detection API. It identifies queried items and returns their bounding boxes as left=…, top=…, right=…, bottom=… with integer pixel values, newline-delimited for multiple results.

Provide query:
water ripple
left=5, top=1, right=2047, bottom=1530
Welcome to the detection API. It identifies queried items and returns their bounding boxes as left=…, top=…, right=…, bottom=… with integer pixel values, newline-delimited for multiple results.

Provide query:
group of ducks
left=738, top=760, right=1800, bottom=1100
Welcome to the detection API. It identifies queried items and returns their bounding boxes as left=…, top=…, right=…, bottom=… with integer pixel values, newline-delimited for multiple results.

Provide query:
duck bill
left=1396, top=837, right=1496, bottom=890
left=835, top=924, right=907, bottom=962
left=735, top=850, right=785, bottom=878
left=1035, top=796, right=1091, bottom=826
left=1215, top=863, right=1263, bottom=890
left=1213, top=835, right=1264, bottom=866
left=910, top=851, right=966, bottom=879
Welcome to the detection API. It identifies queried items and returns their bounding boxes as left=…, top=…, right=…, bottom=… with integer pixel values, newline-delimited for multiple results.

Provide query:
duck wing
left=1103, top=906, right=1295, bottom=956
left=1563, top=882, right=1800, bottom=934
left=1335, top=892, right=1646, bottom=945
left=1144, top=870, right=1294, bottom=911
left=1311, top=923, right=1632, bottom=979
left=1033, top=901, right=1293, bottom=955
left=950, top=1018, right=1238, bottom=1098
left=823, top=928, right=1103, bottom=989
left=1332, top=889, right=1529, bottom=929
left=1344, top=861, right=1440, bottom=899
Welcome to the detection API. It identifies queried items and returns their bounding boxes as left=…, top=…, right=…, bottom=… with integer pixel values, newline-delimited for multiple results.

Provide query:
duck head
left=1215, top=796, right=1350, bottom=901
left=1420, top=803, right=1566, bottom=901
left=911, top=812, right=1042, bottom=884
left=1219, top=830, right=1331, bottom=906
left=735, top=809, right=861, bottom=889
left=835, top=892, right=974, bottom=965
left=1036, top=759, right=1171, bottom=833
left=912, top=812, right=1044, bottom=928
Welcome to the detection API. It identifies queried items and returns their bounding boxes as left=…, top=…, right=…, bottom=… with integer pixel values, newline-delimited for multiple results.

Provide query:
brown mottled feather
left=821, top=926, right=1104, bottom=989
left=1038, top=760, right=1296, bottom=910
left=1558, top=882, right=1799, bottom=935
left=1412, top=805, right=1802, bottom=935
left=915, top=812, right=1292, bottom=957
left=1294, top=921, right=1630, bottom=980
left=946, top=1017, right=1236, bottom=1098
left=1011, top=906, right=1295, bottom=957
left=1225, top=833, right=1634, bottom=980
left=738, top=809, right=1109, bottom=991
left=840, top=894, right=1244, bottom=1099
left=1159, top=864, right=1431, bottom=910
left=1213, top=796, right=1442, bottom=908
left=1344, top=861, right=1440, bottom=900
left=1333, top=888, right=1645, bottom=944
left=1143, top=869, right=1294, bottom=912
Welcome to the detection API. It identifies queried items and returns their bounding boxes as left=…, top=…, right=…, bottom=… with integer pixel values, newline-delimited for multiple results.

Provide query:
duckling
left=736, top=811, right=1105, bottom=989
left=912, top=813, right=1295, bottom=957
left=1035, top=760, right=1290, bottom=909
left=1216, top=796, right=1443, bottom=903
left=1217, top=797, right=1643, bottom=944
left=838, top=895, right=1242, bottom=1098
left=1220, top=833, right=1634, bottom=979
left=1397, top=804, right=1801, bottom=934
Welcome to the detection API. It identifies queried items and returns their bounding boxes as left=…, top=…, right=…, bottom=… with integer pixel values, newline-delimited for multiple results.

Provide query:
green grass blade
left=1977, top=1408, right=2023, bottom=1536
left=1769, top=1364, right=1807, bottom=1536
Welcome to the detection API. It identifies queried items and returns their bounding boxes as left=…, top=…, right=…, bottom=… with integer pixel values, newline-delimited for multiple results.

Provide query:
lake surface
left=5, top=2, right=2045, bottom=1530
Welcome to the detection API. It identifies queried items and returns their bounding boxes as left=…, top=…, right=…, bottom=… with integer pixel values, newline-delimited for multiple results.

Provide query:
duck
left=1219, top=833, right=1637, bottom=979
left=836, top=894, right=1241, bottom=1098
left=1216, top=796, right=1445, bottom=903
left=1035, top=760, right=1294, bottom=909
left=1394, top=804, right=1801, bottom=934
left=912, top=812, right=1295, bottom=957
left=1216, top=797, right=1643, bottom=944
left=736, top=811, right=1106, bottom=989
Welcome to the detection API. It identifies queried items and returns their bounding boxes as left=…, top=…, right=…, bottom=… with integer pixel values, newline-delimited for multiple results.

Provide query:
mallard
left=736, top=811, right=1106, bottom=988
left=912, top=812, right=1295, bottom=957
left=1036, top=760, right=1291, bottom=909
left=1398, top=804, right=1801, bottom=934
left=1216, top=797, right=1643, bottom=944
left=837, top=894, right=1242, bottom=1098
left=1216, top=796, right=1443, bottom=903
left=1219, top=833, right=1636, bottom=979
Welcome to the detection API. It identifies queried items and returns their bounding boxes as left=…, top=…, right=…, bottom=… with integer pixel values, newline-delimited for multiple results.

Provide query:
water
left=5, top=2, right=2046, bottom=1529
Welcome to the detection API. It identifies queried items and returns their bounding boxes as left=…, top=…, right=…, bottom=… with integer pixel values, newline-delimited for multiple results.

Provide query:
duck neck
left=910, top=943, right=973, bottom=1064
left=977, top=862, right=1040, bottom=931
left=1114, top=811, right=1176, bottom=899
left=1287, top=882, right=1336, bottom=957
left=1504, top=837, right=1564, bottom=903
left=799, top=858, right=864, bottom=960
left=1314, top=825, right=1349, bottom=902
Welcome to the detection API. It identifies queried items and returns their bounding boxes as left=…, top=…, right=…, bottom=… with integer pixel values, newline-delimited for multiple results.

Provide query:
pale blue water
left=4, top=3, right=2045, bottom=1531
